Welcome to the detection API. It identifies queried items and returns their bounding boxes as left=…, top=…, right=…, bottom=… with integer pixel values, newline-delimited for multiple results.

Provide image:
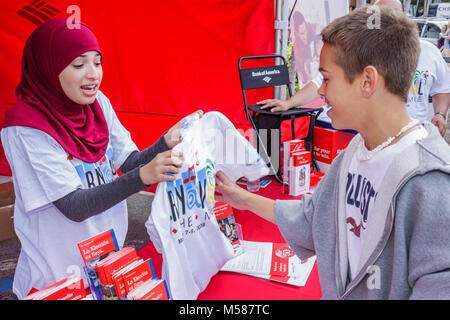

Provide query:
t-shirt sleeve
left=96, top=91, right=139, bottom=170
left=2, top=126, right=83, bottom=213
left=427, top=43, right=450, bottom=96
left=202, top=111, right=270, bottom=182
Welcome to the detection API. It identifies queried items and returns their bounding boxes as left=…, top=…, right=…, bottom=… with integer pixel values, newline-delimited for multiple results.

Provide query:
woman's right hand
left=164, top=110, right=204, bottom=148
left=139, top=149, right=184, bottom=185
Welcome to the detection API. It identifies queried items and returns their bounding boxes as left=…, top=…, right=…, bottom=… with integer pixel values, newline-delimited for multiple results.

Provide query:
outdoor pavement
left=1, top=115, right=450, bottom=300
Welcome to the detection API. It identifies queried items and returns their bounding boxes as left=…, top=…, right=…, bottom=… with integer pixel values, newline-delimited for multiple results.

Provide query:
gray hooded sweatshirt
left=275, top=122, right=450, bottom=299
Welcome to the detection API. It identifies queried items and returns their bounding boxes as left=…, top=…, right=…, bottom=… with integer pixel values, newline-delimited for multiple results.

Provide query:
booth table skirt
left=137, top=176, right=323, bottom=300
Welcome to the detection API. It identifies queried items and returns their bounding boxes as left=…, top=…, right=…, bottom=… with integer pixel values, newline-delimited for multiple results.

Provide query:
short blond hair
left=321, top=6, right=420, bottom=101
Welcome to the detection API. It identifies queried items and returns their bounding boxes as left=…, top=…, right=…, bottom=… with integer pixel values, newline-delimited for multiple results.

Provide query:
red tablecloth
left=137, top=174, right=323, bottom=300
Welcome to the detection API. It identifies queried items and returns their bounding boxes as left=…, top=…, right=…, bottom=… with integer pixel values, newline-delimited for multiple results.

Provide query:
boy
left=215, top=6, right=450, bottom=299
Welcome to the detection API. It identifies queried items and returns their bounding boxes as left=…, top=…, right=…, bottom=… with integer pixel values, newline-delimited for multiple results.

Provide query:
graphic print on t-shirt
left=345, top=172, right=378, bottom=238
left=408, top=69, right=429, bottom=106
left=167, top=157, right=216, bottom=245
left=71, top=147, right=116, bottom=188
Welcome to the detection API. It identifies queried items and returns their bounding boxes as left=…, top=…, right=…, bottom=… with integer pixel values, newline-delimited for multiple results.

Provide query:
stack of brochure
left=77, top=229, right=170, bottom=300
left=220, top=240, right=316, bottom=287
left=113, top=258, right=158, bottom=299
left=95, top=246, right=140, bottom=299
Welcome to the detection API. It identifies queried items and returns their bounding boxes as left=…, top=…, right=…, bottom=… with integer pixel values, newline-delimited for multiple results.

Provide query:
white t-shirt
left=345, top=126, right=428, bottom=280
left=145, top=111, right=269, bottom=300
left=406, top=40, right=450, bottom=121
left=1, top=91, right=138, bottom=299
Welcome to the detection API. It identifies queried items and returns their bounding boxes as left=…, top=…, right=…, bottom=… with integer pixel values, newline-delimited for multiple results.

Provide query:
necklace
left=357, top=119, right=419, bottom=161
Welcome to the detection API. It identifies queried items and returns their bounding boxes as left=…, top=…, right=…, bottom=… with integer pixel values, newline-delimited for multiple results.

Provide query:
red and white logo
left=275, top=247, right=295, bottom=259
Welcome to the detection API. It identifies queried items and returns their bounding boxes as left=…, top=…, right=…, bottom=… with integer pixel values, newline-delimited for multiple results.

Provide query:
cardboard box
left=0, top=204, right=15, bottom=242
left=0, top=181, right=15, bottom=242
left=313, top=126, right=355, bottom=173
left=0, top=181, right=14, bottom=207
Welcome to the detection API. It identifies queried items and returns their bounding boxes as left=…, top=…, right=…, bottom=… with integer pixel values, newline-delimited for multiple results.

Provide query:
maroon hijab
left=2, top=18, right=109, bottom=163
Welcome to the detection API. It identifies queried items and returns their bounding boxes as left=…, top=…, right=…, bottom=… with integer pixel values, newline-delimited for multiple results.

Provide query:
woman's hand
left=139, top=149, right=184, bottom=185
left=215, top=170, right=251, bottom=211
left=164, top=110, right=204, bottom=148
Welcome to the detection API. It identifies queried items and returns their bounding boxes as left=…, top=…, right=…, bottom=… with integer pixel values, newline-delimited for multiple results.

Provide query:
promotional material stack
left=77, top=229, right=170, bottom=300
left=282, top=139, right=311, bottom=197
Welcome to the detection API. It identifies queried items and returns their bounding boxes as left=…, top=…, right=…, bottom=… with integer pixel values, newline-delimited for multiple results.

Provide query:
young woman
left=1, top=17, right=201, bottom=299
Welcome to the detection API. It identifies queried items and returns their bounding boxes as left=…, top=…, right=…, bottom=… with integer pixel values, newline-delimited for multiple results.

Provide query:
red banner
left=0, top=0, right=274, bottom=174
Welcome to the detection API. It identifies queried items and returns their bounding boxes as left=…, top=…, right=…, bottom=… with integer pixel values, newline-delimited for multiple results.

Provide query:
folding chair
left=238, top=54, right=323, bottom=182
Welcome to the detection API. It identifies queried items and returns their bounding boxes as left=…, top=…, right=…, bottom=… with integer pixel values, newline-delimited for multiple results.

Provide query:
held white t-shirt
left=1, top=91, right=138, bottom=299
left=345, top=126, right=428, bottom=280
left=145, top=111, right=269, bottom=300
left=406, top=40, right=450, bottom=121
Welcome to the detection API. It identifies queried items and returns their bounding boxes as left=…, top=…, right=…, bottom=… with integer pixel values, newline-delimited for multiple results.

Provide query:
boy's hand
left=139, top=149, right=184, bottom=186
left=215, top=170, right=251, bottom=211
left=164, top=110, right=204, bottom=148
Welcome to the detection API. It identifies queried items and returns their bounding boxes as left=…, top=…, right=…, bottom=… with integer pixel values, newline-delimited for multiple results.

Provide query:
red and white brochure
left=122, top=258, right=157, bottom=293
left=245, top=256, right=316, bottom=287
left=214, top=201, right=243, bottom=254
left=96, top=247, right=139, bottom=286
left=77, top=229, right=118, bottom=264
left=282, top=139, right=306, bottom=185
left=288, top=150, right=311, bottom=197
left=24, top=276, right=86, bottom=300
left=221, top=241, right=316, bottom=287
left=112, top=259, right=143, bottom=299
left=127, top=279, right=170, bottom=300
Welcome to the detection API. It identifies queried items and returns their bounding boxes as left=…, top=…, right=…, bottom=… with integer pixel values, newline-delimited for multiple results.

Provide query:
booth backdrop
left=0, top=0, right=279, bottom=174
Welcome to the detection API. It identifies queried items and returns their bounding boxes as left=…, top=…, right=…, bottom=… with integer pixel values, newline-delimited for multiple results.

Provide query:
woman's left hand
left=164, top=110, right=204, bottom=148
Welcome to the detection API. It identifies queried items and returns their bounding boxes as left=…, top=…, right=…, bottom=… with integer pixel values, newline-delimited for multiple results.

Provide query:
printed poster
left=290, top=0, right=349, bottom=87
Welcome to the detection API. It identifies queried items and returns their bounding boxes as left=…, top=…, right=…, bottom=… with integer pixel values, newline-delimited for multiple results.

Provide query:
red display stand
left=313, top=125, right=355, bottom=173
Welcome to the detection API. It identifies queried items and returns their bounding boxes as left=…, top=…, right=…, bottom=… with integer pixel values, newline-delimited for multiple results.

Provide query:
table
left=137, top=175, right=323, bottom=300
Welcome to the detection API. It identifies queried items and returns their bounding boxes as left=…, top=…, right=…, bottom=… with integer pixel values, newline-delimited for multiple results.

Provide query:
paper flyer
left=214, top=201, right=243, bottom=255
left=221, top=240, right=316, bottom=287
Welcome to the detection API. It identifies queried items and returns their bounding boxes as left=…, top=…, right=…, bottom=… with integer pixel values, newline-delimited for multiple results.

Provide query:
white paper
left=220, top=241, right=316, bottom=287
